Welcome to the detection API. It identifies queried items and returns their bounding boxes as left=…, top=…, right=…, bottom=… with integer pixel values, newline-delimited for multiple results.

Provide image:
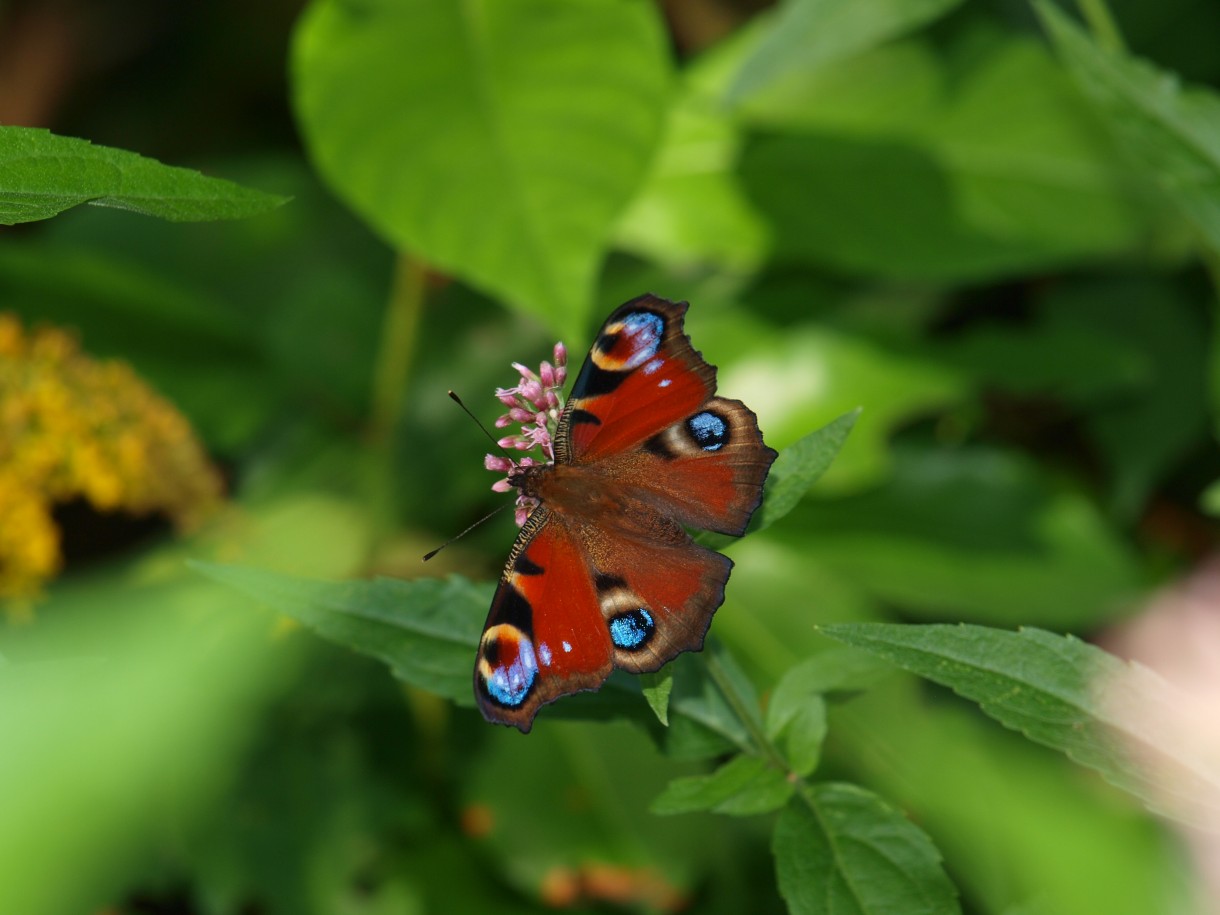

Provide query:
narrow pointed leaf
left=699, top=410, right=858, bottom=550
left=0, top=126, right=287, bottom=225
left=819, top=622, right=1220, bottom=827
left=1037, top=1, right=1220, bottom=251
left=191, top=562, right=485, bottom=705
left=727, top=0, right=963, bottom=105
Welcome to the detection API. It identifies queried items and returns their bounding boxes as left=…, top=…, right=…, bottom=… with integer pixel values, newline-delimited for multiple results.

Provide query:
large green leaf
left=292, top=0, right=670, bottom=336
left=819, top=623, right=1220, bottom=828
left=1037, top=1, right=1220, bottom=252
left=773, top=784, right=960, bottom=915
left=0, top=126, right=286, bottom=225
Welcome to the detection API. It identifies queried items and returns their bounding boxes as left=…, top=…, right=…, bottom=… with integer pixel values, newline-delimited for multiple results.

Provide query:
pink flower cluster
left=485, top=342, right=567, bottom=526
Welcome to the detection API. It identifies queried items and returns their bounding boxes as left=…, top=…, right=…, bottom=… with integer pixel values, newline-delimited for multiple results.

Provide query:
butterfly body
left=476, top=295, right=776, bottom=732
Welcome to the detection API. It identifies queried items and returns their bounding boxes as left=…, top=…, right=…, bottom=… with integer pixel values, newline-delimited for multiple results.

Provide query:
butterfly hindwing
left=475, top=509, right=613, bottom=732
left=573, top=518, right=734, bottom=673
left=599, top=396, right=775, bottom=537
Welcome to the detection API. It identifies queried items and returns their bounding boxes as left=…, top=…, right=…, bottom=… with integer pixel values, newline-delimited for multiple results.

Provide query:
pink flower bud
left=540, top=362, right=556, bottom=388
left=511, top=362, right=539, bottom=383
left=553, top=342, right=567, bottom=367
left=484, top=454, right=512, bottom=472
left=491, top=479, right=513, bottom=493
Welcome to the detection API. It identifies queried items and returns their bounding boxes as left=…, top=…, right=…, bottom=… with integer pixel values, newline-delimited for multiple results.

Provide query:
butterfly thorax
left=511, top=460, right=689, bottom=547
left=510, top=462, right=615, bottom=511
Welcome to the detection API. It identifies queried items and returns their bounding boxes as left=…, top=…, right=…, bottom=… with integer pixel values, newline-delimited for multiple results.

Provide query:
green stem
left=705, top=648, right=828, bottom=821
left=704, top=649, right=790, bottom=773
left=1073, top=0, right=1126, bottom=53
left=369, top=253, right=428, bottom=446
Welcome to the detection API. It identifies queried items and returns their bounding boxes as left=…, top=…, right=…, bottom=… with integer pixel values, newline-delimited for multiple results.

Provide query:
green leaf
left=727, top=0, right=963, bottom=104
left=709, top=313, right=965, bottom=493
left=1050, top=278, right=1209, bottom=519
left=614, top=31, right=769, bottom=273
left=292, top=0, right=670, bottom=336
left=191, top=563, right=485, bottom=705
left=0, top=126, right=287, bottom=225
left=766, top=664, right=832, bottom=777
left=779, top=699, right=827, bottom=778
left=1037, top=1, right=1220, bottom=252
left=773, top=784, right=961, bottom=915
left=756, top=409, right=860, bottom=532
left=1202, top=478, right=1220, bottom=516
left=662, top=647, right=756, bottom=759
left=640, top=669, right=674, bottom=726
left=768, top=650, right=895, bottom=712
left=736, top=33, right=1161, bottom=280
left=652, top=754, right=793, bottom=817
left=793, top=444, right=1139, bottom=627
left=818, top=623, right=1220, bottom=827
left=699, top=409, right=859, bottom=551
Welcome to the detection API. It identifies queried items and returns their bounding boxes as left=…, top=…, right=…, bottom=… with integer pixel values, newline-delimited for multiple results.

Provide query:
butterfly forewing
left=559, top=296, right=714, bottom=464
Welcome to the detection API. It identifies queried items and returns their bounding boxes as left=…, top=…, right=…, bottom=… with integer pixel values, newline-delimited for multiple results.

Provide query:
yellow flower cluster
left=0, top=313, right=223, bottom=607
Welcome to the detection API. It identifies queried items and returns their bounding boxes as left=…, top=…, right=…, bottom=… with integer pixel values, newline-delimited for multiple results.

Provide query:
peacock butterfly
left=476, top=294, right=776, bottom=732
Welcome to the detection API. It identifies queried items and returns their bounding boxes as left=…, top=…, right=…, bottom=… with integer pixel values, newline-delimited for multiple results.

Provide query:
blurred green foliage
left=1, top=0, right=1218, bottom=913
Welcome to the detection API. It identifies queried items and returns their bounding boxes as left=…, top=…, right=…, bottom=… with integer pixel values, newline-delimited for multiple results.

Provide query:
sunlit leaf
left=293, top=0, right=670, bottom=336
left=0, top=126, right=287, bottom=225
left=773, top=784, right=961, bottom=915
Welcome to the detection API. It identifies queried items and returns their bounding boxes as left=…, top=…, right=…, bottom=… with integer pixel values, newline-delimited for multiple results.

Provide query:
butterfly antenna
left=448, top=390, right=510, bottom=455
left=422, top=501, right=512, bottom=561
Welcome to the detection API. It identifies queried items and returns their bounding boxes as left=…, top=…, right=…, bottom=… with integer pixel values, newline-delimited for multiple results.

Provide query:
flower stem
left=370, top=253, right=428, bottom=447
left=1073, top=0, right=1125, bottom=53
